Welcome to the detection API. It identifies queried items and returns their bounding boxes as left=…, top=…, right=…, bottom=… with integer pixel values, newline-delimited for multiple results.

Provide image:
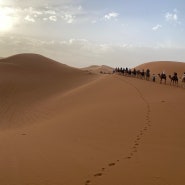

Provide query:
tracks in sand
left=84, top=76, right=152, bottom=185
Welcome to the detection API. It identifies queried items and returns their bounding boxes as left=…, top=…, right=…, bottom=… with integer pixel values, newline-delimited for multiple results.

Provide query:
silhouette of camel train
left=113, top=67, right=185, bottom=86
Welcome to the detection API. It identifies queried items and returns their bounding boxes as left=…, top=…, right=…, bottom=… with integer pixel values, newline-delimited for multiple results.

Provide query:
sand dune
left=135, top=61, right=185, bottom=76
left=82, top=65, right=113, bottom=74
left=0, top=53, right=96, bottom=128
left=0, top=55, right=185, bottom=185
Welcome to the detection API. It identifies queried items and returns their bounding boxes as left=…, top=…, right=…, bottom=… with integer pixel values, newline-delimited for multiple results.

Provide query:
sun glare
left=0, top=7, right=14, bottom=32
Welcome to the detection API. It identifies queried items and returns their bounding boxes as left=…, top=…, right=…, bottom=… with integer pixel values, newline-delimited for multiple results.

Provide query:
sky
left=0, top=0, right=185, bottom=68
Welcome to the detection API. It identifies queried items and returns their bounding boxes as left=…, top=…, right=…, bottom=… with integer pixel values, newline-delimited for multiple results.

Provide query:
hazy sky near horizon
left=0, top=0, right=185, bottom=67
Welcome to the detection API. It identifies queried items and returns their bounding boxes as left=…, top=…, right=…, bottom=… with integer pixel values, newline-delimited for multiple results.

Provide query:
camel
left=169, top=73, right=178, bottom=85
left=182, top=73, right=185, bottom=84
left=182, top=77, right=185, bottom=83
left=158, top=73, right=166, bottom=84
left=140, top=70, right=145, bottom=79
left=145, top=69, right=150, bottom=80
left=136, top=70, right=145, bottom=79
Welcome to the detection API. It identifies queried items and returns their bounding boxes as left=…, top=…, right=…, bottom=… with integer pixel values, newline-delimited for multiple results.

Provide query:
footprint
left=108, top=163, right=115, bottom=167
left=134, top=142, right=140, bottom=146
left=126, top=156, right=132, bottom=159
left=85, top=180, right=91, bottom=184
left=94, top=173, right=103, bottom=177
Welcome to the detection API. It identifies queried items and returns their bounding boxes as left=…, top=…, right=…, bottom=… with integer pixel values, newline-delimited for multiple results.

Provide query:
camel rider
left=182, top=72, right=185, bottom=80
left=162, top=71, right=166, bottom=78
left=152, top=74, right=156, bottom=82
left=146, top=69, right=150, bottom=74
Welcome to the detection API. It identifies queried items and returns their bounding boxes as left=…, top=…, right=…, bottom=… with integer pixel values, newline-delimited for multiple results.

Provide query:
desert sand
left=0, top=54, right=185, bottom=185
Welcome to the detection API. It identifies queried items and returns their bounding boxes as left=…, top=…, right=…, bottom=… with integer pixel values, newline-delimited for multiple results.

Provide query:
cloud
left=165, top=9, right=180, bottom=24
left=24, top=15, right=35, bottom=22
left=23, top=7, right=57, bottom=22
left=152, top=24, right=162, bottom=31
left=49, top=15, right=57, bottom=22
left=44, top=10, right=56, bottom=15
left=103, top=12, right=119, bottom=21
left=0, top=2, right=86, bottom=26
left=165, top=12, right=177, bottom=21
left=61, top=14, right=75, bottom=23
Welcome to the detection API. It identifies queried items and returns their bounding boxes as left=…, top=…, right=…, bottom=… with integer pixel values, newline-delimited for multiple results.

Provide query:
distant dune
left=82, top=65, right=113, bottom=74
left=135, top=61, right=185, bottom=76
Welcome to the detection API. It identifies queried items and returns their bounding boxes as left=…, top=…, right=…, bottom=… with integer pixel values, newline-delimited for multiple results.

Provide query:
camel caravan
left=113, top=68, right=150, bottom=80
left=113, top=67, right=185, bottom=87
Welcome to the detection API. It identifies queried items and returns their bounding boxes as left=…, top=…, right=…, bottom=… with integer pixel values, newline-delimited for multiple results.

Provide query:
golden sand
left=0, top=54, right=185, bottom=185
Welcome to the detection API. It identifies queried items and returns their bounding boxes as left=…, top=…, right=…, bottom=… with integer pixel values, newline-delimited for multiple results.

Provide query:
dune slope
left=0, top=53, right=96, bottom=128
left=135, top=61, right=185, bottom=76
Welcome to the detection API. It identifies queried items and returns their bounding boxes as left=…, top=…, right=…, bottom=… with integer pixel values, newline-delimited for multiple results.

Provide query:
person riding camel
left=182, top=72, right=185, bottom=82
left=162, top=71, right=166, bottom=78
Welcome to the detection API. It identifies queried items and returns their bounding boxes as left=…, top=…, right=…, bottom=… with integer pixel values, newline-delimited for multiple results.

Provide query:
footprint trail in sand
left=84, top=76, right=152, bottom=185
